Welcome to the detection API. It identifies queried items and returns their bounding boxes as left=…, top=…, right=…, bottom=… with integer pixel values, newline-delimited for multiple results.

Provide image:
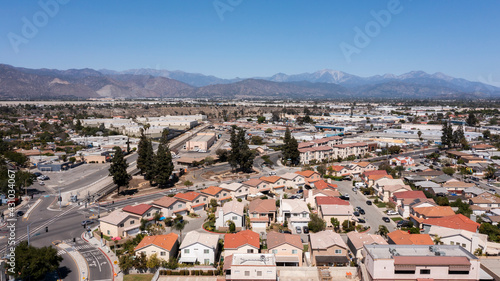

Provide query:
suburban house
left=469, top=192, right=500, bottom=208
left=346, top=232, right=387, bottom=263
left=363, top=245, right=481, bottom=281
left=428, top=227, right=488, bottom=254
left=329, top=165, right=350, bottom=177
left=174, top=192, right=208, bottom=214
left=304, top=189, right=340, bottom=208
left=295, top=170, right=321, bottom=185
left=224, top=253, right=276, bottom=281
left=215, top=201, right=245, bottom=231
left=134, top=233, right=179, bottom=261
left=309, top=230, right=349, bottom=266
left=219, top=183, right=250, bottom=200
left=390, top=156, right=415, bottom=166
left=122, top=204, right=161, bottom=221
left=387, top=230, right=434, bottom=245
left=152, top=196, right=189, bottom=217
left=200, top=186, right=232, bottom=204
left=350, top=161, right=377, bottom=174
left=280, top=172, right=306, bottom=189
left=248, top=199, right=276, bottom=230
left=259, top=176, right=286, bottom=193
left=416, top=170, right=445, bottom=180
left=179, top=231, right=220, bottom=265
left=375, top=178, right=411, bottom=202
left=399, top=198, right=436, bottom=220
left=279, top=199, right=310, bottom=231
left=223, top=230, right=260, bottom=258
left=411, top=206, right=455, bottom=220
left=420, top=214, right=480, bottom=234
left=320, top=204, right=355, bottom=227
left=99, top=209, right=142, bottom=238
left=443, top=181, right=475, bottom=195
left=267, top=231, right=304, bottom=266
left=311, top=179, right=338, bottom=191
left=362, top=170, right=392, bottom=187
left=315, top=196, right=349, bottom=210
left=242, top=178, right=270, bottom=195
left=392, top=190, right=427, bottom=207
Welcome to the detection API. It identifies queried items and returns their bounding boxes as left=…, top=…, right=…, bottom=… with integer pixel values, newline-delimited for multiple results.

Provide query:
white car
left=386, top=210, right=398, bottom=216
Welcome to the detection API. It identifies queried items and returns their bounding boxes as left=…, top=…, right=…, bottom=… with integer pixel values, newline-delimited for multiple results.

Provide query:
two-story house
left=99, top=209, right=141, bottom=238
left=134, top=233, right=179, bottom=261
left=179, top=231, right=220, bottom=265
left=152, top=196, right=189, bottom=217
left=279, top=199, right=310, bottom=232
left=295, top=170, right=321, bottom=186
left=309, top=230, right=349, bottom=266
left=248, top=199, right=276, bottom=230
left=259, top=176, right=286, bottom=194
left=174, top=192, right=208, bottom=214
left=224, top=230, right=260, bottom=258
left=267, top=231, right=303, bottom=266
left=242, top=178, right=270, bottom=195
left=219, top=182, right=249, bottom=200
left=215, top=200, right=245, bottom=231
left=200, top=186, right=232, bottom=204
left=280, top=172, right=306, bottom=189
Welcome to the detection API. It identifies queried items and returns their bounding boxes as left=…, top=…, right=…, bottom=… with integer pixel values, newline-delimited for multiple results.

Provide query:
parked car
left=297, top=189, right=303, bottom=193
left=353, top=211, right=360, bottom=217
left=366, top=200, right=372, bottom=205
left=33, top=172, right=42, bottom=177
left=386, top=210, right=399, bottom=216
left=268, top=171, right=277, bottom=176
left=397, top=220, right=411, bottom=228
left=357, top=218, right=366, bottom=223
left=81, top=220, right=94, bottom=226
left=303, top=226, right=309, bottom=234
left=340, top=194, right=350, bottom=200
left=382, top=217, right=390, bottom=223
left=16, top=210, right=24, bottom=217
left=280, top=230, right=291, bottom=234
left=363, top=190, right=371, bottom=195
left=358, top=209, right=365, bottom=215
left=38, top=181, right=45, bottom=186
left=295, top=226, right=302, bottom=234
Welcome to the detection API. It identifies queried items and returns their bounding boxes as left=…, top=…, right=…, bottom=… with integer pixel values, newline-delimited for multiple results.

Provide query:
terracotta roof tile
left=295, top=170, right=318, bottom=178
left=248, top=199, right=276, bottom=213
left=200, top=186, right=223, bottom=196
left=260, top=175, right=281, bottom=183
left=314, top=180, right=337, bottom=190
left=122, top=204, right=155, bottom=216
left=421, top=214, right=480, bottom=232
left=267, top=231, right=303, bottom=250
left=174, top=191, right=202, bottom=202
left=224, top=230, right=260, bottom=249
left=387, top=230, right=434, bottom=245
left=316, top=196, right=349, bottom=206
left=413, top=206, right=455, bottom=218
left=135, top=233, right=178, bottom=252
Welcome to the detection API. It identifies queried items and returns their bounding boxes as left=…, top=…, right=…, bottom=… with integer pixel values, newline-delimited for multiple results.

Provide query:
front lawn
left=123, top=274, right=153, bottom=281
left=375, top=202, right=387, bottom=208
left=391, top=217, right=403, bottom=222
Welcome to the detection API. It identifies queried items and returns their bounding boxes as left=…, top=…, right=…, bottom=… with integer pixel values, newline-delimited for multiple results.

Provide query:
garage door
left=193, top=206, right=204, bottom=214
left=252, top=222, right=267, bottom=230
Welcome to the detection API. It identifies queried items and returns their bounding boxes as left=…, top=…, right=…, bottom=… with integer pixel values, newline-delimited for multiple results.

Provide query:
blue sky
left=0, top=0, right=499, bottom=84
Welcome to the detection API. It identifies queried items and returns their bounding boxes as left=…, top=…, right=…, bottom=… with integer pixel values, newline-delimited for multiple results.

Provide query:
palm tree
left=377, top=225, right=389, bottom=237
left=433, top=236, right=442, bottom=245
left=173, top=219, right=189, bottom=241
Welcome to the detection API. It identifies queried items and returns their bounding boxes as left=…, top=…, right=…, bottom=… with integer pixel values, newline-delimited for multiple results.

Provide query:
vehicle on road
left=340, top=194, right=350, bottom=200
left=303, top=226, right=309, bottom=234
left=386, top=210, right=399, bottom=216
left=16, top=211, right=24, bottom=217
left=268, top=171, right=277, bottom=176
left=359, top=209, right=365, bottom=215
left=295, top=226, right=302, bottom=234
left=382, top=217, right=390, bottom=223
left=366, top=200, right=372, bottom=205
left=357, top=218, right=366, bottom=223
left=38, top=181, right=45, bottom=186
left=37, top=175, right=50, bottom=180
left=81, top=220, right=94, bottom=226
left=355, top=182, right=366, bottom=188
left=363, top=191, right=371, bottom=195
left=353, top=211, right=360, bottom=217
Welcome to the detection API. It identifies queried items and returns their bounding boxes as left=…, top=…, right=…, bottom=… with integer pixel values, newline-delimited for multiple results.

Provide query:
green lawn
left=391, top=217, right=403, bottom=222
left=375, top=202, right=387, bottom=208
left=124, top=274, right=153, bottom=281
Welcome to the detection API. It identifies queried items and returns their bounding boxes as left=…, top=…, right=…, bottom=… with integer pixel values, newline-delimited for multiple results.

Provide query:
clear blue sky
left=1, top=0, right=499, bottom=84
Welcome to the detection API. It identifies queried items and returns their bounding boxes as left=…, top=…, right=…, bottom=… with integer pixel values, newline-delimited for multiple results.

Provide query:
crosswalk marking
left=57, top=249, right=66, bottom=255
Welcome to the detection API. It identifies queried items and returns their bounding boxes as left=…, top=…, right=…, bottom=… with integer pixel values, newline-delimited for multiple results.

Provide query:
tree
left=229, top=126, right=255, bottom=173
left=119, top=254, right=135, bottom=273
left=342, top=220, right=355, bottom=232
left=485, top=165, right=496, bottom=180
left=251, top=135, right=264, bottom=145
left=479, top=223, right=500, bottom=242
left=75, top=119, right=83, bottom=131
left=417, top=130, right=423, bottom=141
left=452, top=125, right=468, bottom=149
left=7, top=241, right=63, bottom=280
left=331, top=217, right=340, bottom=232
left=265, top=128, right=273, bottom=134
left=257, top=116, right=266, bottom=124
left=483, top=129, right=491, bottom=139
left=307, top=213, right=326, bottom=233
left=377, top=225, right=389, bottom=237
left=153, top=143, right=174, bottom=188
left=282, top=127, right=300, bottom=166
left=317, top=164, right=326, bottom=176
left=442, top=167, right=455, bottom=176
left=216, top=149, right=230, bottom=162
left=135, top=252, right=148, bottom=272
left=160, top=128, right=170, bottom=145
left=109, top=147, right=130, bottom=194
left=173, top=218, right=189, bottom=241
left=146, top=253, right=161, bottom=269
left=441, top=121, right=453, bottom=148
left=433, top=236, right=442, bottom=245
left=226, top=220, right=236, bottom=233
left=229, top=126, right=240, bottom=171
left=388, top=145, right=401, bottom=154
left=408, top=227, right=420, bottom=234
left=466, top=112, right=478, bottom=126
left=137, top=132, right=154, bottom=178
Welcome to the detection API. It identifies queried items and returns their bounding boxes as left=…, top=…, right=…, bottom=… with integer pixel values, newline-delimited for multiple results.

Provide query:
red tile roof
left=243, top=178, right=264, bottom=187
left=393, top=190, right=427, bottom=199
left=174, top=191, right=202, bottom=202
left=421, top=214, right=480, bottom=232
left=260, top=175, right=281, bottom=183
left=224, top=230, right=260, bottom=249
left=329, top=165, right=345, bottom=172
left=387, top=230, right=434, bottom=245
left=295, top=170, right=318, bottom=178
left=316, top=196, right=349, bottom=206
left=200, top=186, right=223, bottom=196
left=394, top=256, right=470, bottom=266
left=267, top=231, right=303, bottom=250
left=314, top=180, right=337, bottom=190
left=363, top=170, right=388, bottom=177
left=122, top=204, right=154, bottom=216
left=134, top=233, right=178, bottom=252
left=412, top=206, right=455, bottom=218
left=152, top=196, right=181, bottom=208
left=248, top=199, right=276, bottom=213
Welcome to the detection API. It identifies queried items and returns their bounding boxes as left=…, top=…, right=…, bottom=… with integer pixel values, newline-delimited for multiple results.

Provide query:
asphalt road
left=335, top=181, right=398, bottom=234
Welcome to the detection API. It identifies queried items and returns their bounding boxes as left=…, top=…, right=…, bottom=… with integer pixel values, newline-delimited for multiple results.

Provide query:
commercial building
left=185, top=132, right=216, bottom=151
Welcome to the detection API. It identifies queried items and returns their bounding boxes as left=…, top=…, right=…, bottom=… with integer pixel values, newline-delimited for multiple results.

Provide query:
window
left=335, top=249, right=342, bottom=254
left=292, top=250, right=298, bottom=254
left=247, top=249, right=254, bottom=253
left=130, top=220, right=135, bottom=225
left=196, top=199, right=200, bottom=203
left=272, top=250, right=278, bottom=254
left=223, top=193, right=227, bottom=196
left=147, top=213, right=151, bottom=217
left=450, top=241, right=455, bottom=245
left=448, top=270, right=470, bottom=275
left=119, top=223, right=124, bottom=227
left=107, top=230, right=110, bottom=235
left=245, top=271, right=250, bottom=276
left=204, top=198, right=206, bottom=201
left=462, top=243, right=466, bottom=248
left=394, top=270, right=415, bottom=274
left=420, top=269, right=430, bottom=274
left=232, top=216, right=237, bottom=220
left=253, top=214, right=257, bottom=218
left=178, top=204, right=183, bottom=208
left=204, top=249, right=209, bottom=254
left=302, top=213, right=307, bottom=218
left=184, top=249, right=189, bottom=254
left=204, top=259, right=210, bottom=265
left=257, top=271, right=262, bottom=276
left=161, top=252, right=166, bottom=256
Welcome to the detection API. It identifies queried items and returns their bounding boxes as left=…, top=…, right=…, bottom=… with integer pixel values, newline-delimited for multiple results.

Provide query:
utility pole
left=59, top=188, right=62, bottom=209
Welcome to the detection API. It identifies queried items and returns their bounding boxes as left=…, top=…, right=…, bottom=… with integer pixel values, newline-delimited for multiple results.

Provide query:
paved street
left=334, top=181, right=397, bottom=234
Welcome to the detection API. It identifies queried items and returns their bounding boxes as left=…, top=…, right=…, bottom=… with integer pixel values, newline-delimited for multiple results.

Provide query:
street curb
left=23, top=198, right=41, bottom=219
left=81, top=232, right=116, bottom=281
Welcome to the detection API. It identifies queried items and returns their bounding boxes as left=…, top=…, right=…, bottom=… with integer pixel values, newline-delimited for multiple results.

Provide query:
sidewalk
left=81, top=230, right=122, bottom=281
left=56, top=242, right=89, bottom=281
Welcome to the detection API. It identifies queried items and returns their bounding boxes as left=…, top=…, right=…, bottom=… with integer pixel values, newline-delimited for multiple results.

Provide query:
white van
left=355, top=182, right=366, bottom=188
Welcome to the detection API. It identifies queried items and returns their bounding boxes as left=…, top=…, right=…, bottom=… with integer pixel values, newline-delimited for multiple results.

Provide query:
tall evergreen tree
left=137, top=130, right=148, bottom=173
left=160, top=128, right=170, bottom=145
left=237, top=128, right=255, bottom=173
left=153, top=143, right=174, bottom=188
left=109, top=146, right=130, bottom=194
left=466, top=112, right=478, bottom=127
left=282, top=127, right=300, bottom=165
left=441, top=121, right=453, bottom=148
left=229, top=126, right=239, bottom=171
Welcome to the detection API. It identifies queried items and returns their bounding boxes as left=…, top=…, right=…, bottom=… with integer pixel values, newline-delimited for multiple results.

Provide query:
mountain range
left=1, top=64, right=499, bottom=100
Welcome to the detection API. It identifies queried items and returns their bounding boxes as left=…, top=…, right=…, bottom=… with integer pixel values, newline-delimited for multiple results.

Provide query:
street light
left=27, top=221, right=37, bottom=246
